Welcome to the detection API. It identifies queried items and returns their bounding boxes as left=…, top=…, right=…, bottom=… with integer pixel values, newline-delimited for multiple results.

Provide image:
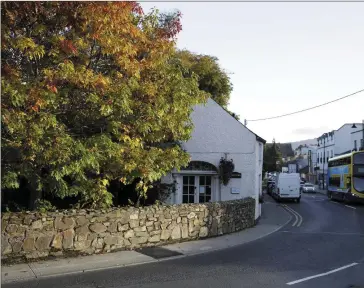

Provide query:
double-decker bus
left=327, top=150, right=364, bottom=203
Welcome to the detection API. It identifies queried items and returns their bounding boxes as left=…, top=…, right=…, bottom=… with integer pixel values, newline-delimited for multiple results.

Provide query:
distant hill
left=290, top=138, right=317, bottom=150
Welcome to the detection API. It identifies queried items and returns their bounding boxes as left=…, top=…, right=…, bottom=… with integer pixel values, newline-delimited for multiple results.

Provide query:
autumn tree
left=1, top=2, right=207, bottom=209
left=175, top=50, right=239, bottom=119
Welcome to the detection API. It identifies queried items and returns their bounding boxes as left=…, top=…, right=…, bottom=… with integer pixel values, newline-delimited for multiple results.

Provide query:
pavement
left=1, top=198, right=291, bottom=285
left=3, top=193, right=364, bottom=288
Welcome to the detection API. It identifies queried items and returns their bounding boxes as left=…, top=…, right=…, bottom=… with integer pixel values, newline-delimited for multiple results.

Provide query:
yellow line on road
left=282, top=205, right=303, bottom=227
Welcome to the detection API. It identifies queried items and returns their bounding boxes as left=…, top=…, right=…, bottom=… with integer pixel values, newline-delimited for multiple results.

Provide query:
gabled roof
left=211, top=98, right=266, bottom=144
left=318, top=123, right=362, bottom=140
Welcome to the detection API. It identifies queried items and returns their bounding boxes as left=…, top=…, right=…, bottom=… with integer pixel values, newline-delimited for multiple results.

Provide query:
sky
left=140, top=2, right=364, bottom=143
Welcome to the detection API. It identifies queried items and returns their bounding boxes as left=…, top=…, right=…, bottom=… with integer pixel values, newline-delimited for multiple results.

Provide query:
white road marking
left=280, top=231, right=364, bottom=236
left=330, top=201, right=357, bottom=210
left=284, top=205, right=303, bottom=227
left=199, top=246, right=212, bottom=251
left=330, top=201, right=340, bottom=205
left=287, top=262, right=359, bottom=285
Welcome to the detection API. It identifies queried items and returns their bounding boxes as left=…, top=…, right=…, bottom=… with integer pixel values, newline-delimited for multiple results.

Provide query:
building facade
left=351, top=122, right=364, bottom=151
left=315, top=123, right=362, bottom=186
left=294, top=144, right=316, bottom=159
left=162, top=98, right=265, bottom=220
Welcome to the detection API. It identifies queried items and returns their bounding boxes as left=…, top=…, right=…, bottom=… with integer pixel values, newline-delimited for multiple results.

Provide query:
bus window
left=329, top=176, right=340, bottom=187
left=353, top=152, right=364, bottom=193
left=353, top=177, right=364, bottom=193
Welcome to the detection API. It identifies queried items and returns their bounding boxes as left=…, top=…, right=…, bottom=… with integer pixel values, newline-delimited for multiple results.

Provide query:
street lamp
left=351, top=120, right=364, bottom=151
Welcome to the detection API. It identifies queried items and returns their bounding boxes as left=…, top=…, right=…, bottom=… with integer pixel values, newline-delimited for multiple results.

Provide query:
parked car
left=301, top=183, right=316, bottom=193
left=267, top=180, right=275, bottom=196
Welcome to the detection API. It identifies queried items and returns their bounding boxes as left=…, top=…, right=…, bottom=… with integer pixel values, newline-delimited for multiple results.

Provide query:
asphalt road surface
left=5, top=193, right=364, bottom=288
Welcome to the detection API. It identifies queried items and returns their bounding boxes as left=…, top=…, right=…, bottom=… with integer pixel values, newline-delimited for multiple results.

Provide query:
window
left=199, top=176, right=212, bottom=203
left=353, top=153, right=364, bottom=165
left=182, top=176, right=195, bottom=203
left=331, top=150, right=333, bottom=157
left=329, top=176, right=340, bottom=187
left=361, top=139, right=364, bottom=149
left=328, top=156, right=351, bottom=167
left=354, top=140, right=357, bottom=150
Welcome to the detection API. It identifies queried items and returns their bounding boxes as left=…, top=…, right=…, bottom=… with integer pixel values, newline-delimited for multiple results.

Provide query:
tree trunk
left=28, top=186, right=42, bottom=210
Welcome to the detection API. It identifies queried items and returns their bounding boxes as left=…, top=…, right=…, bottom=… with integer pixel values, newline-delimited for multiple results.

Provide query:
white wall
left=316, top=144, right=333, bottom=172
left=184, top=98, right=257, bottom=154
left=351, top=127, right=364, bottom=151
left=316, top=133, right=334, bottom=173
left=254, top=141, right=264, bottom=219
left=335, top=124, right=354, bottom=155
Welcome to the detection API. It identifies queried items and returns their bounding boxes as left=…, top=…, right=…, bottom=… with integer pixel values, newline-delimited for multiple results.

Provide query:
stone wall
left=1, top=198, right=255, bottom=262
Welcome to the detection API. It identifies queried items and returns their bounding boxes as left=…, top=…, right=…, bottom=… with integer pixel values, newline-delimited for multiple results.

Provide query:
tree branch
left=86, top=39, right=96, bottom=69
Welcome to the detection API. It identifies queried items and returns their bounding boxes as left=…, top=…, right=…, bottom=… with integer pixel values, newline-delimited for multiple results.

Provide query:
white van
left=273, top=173, right=301, bottom=203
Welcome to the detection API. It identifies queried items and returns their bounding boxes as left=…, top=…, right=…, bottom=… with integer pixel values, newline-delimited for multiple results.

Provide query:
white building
left=351, top=122, right=364, bottom=151
left=295, top=144, right=317, bottom=160
left=162, top=98, right=265, bottom=221
left=315, top=123, right=362, bottom=184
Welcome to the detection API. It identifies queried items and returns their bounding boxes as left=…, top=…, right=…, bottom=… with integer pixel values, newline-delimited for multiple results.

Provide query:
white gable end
left=183, top=98, right=256, bottom=153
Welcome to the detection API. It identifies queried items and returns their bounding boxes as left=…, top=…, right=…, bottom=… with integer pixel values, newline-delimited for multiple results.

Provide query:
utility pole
left=308, top=150, right=312, bottom=183
left=322, top=135, right=326, bottom=190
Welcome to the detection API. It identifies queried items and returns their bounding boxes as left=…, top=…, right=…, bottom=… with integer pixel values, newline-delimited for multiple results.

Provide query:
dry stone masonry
left=1, top=198, right=255, bottom=262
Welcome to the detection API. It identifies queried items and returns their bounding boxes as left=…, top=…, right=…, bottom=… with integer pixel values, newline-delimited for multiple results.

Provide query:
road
left=5, top=193, right=364, bottom=288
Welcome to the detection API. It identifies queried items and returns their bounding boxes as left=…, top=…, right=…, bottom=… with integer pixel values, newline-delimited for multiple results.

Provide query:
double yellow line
left=282, top=204, right=303, bottom=227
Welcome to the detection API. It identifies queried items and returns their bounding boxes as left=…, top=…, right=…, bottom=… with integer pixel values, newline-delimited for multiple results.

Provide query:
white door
left=182, top=175, right=213, bottom=203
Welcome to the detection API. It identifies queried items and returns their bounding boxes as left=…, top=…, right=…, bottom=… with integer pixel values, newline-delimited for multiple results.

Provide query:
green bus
left=327, top=150, right=364, bottom=203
